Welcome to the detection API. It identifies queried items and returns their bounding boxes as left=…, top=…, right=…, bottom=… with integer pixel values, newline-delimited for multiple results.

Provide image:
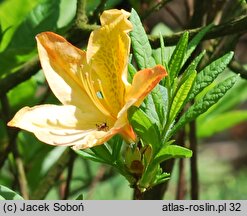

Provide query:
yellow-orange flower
left=8, top=9, right=167, bottom=150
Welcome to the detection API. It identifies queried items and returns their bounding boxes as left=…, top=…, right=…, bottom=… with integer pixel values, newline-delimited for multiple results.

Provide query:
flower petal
left=8, top=104, right=117, bottom=149
left=36, top=32, right=96, bottom=111
left=8, top=105, right=108, bottom=131
left=126, top=65, right=168, bottom=107
left=86, top=9, right=132, bottom=116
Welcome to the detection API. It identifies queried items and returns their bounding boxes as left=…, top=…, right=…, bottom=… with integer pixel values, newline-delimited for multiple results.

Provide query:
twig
left=63, top=151, right=76, bottom=199
left=30, top=148, right=71, bottom=199
left=74, top=0, right=88, bottom=28
left=14, top=154, right=29, bottom=199
left=1, top=12, right=247, bottom=96
left=149, top=14, right=247, bottom=47
left=175, top=129, right=186, bottom=200
left=0, top=57, right=40, bottom=97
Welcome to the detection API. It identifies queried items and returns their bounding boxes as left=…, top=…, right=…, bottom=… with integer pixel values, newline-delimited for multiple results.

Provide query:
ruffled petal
left=86, top=9, right=132, bottom=116
left=36, top=32, right=96, bottom=111
left=126, top=65, right=167, bottom=107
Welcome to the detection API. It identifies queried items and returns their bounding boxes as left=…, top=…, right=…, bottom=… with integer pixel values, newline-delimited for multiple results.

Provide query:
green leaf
left=7, top=78, right=38, bottom=113
left=145, top=85, right=168, bottom=129
left=0, top=0, right=39, bottom=51
left=7, top=0, right=60, bottom=53
left=171, top=75, right=238, bottom=135
left=180, top=50, right=205, bottom=86
left=168, top=31, right=189, bottom=82
left=154, top=145, right=192, bottom=164
left=128, top=63, right=137, bottom=83
left=201, top=78, right=247, bottom=117
left=151, top=33, right=169, bottom=68
left=56, top=0, right=76, bottom=29
left=159, top=32, right=167, bottom=68
left=75, top=194, right=84, bottom=200
left=0, top=0, right=62, bottom=75
left=152, top=173, right=170, bottom=186
left=107, top=135, right=123, bottom=162
left=198, top=110, right=247, bottom=138
left=184, top=24, right=213, bottom=62
left=129, top=8, right=156, bottom=69
left=189, top=51, right=234, bottom=99
left=169, top=70, right=196, bottom=123
left=74, top=150, right=106, bottom=164
left=91, top=144, right=113, bottom=164
left=128, top=106, right=160, bottom=152
left=40, top=146, right=67, bottom=175
left=0, top=185, right=24, bottom=200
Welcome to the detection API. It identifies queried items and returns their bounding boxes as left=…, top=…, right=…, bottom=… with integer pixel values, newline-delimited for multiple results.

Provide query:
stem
left=189, top=120, right=199, bottom=199
left=142, top=159, right=175, bottom=199
left=176, top=158, right=185, bottom=200
left=62, top=151, right=76, bottom=199
left=74, top=0, right=87, bottom=28
left=14, top=153, right=29, bottom=199
left=175, top=129, right=186, bottom=200
left=133, top=187, right=144, bottom=200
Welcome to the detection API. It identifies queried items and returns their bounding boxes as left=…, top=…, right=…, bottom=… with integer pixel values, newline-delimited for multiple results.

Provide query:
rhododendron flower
left=8, top=9, right=167, bottom=150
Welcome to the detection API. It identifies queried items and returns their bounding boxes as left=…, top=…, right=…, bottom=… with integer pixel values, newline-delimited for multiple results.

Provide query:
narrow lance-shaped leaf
left=168, top=31, right=189, bottom=83
left=160, top=32, right=168, bottom=68
left=189, top=51, right=234, bottom=100
left=128, top=106, right=160, bottom=153
left=159, top=32, right=169, bottom=86
left=180, top=50, right=205, bottom=86
left=90, top=144, right=113, bottom=164
left=108, top=135, right=123, bottom=162
left=170, top=74, right=238, bottom=136
left=74, top=150, right=107, bottom=164
left=129, top=8, right=156, bottom=69
left=198, top=110, right=247, bottom=138
left=154, top=145, right=192, bottom=165
left=201, top=79, right=247, bottom=116
left=169, top=70, right=197, bottom=123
